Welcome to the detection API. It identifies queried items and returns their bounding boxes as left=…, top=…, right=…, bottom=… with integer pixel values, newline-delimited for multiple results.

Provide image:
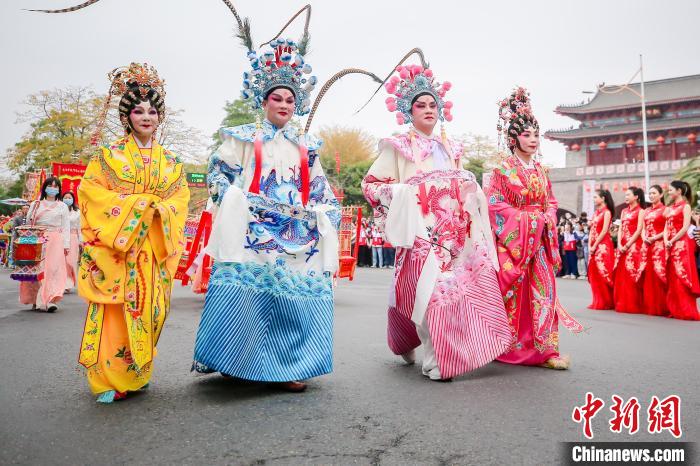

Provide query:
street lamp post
left=596, top=55, right=651, bottom=197
left=639, top=54, right=650, bottom=195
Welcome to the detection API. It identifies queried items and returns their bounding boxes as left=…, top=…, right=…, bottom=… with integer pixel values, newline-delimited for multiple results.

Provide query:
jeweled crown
left=109, top=63, right=165, bottom=101
left=241, top=38, right=316, bottom=116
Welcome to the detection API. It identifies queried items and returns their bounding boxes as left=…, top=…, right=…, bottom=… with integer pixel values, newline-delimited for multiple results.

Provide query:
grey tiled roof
left=545, top=117, right=700, bottom=140
left=556, top=75, right=700, bottom=114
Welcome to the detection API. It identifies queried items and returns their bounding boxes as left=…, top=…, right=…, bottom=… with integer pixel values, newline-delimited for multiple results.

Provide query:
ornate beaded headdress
left=84, top=62, right=166, bottom=146
left=112, top=63, right=166, bottom=131
left=219, top=2, right=316, bottom=117
left=384, top=64, right=453, bottom=126
left=241, top=38, right=316, bottom=116
left=497, top=86, right=540, bottom=153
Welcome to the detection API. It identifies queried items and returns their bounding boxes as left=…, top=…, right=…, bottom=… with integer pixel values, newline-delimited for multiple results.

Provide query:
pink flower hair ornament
left=384, top=64, right=453, bottom=125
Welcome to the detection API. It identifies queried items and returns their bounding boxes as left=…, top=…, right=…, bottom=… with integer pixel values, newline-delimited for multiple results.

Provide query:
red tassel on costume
left=299, top=143, right=310, bottom=206
left=249, top=133, right=263, bottom=195
left=418, top=183, right=429, bottom=215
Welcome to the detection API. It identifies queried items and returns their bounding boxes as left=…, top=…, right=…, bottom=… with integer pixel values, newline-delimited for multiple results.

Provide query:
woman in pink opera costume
left=362, top=52, right=513, bottom=382
left=486, top=87, right=584, bottom=370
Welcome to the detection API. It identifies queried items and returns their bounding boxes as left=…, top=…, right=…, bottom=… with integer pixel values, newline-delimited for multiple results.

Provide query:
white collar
left=132, top=135, right=153, bottom=149
left=515, top=154, right=535, bottom=169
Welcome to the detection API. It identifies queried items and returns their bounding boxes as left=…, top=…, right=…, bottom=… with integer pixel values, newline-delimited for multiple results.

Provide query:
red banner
left=52, top=163, right=87, bottom=204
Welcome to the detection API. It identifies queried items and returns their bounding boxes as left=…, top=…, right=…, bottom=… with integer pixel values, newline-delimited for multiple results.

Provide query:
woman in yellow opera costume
left=77, top=63, right=190, bottom=403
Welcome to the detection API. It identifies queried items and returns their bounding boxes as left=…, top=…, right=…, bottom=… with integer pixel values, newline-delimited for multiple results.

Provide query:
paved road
left=0, top=268, right=698, bottom=465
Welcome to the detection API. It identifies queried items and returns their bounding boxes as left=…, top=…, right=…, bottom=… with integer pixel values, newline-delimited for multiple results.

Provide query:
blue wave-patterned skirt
left=193, top=260, right=334, bottom=382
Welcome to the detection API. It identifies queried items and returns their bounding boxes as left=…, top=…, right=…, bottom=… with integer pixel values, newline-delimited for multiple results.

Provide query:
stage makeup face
left=128, top=100, right=159, bottom=143
left=411, top=94, right=438, bottom=135
left=263, top=88, right=295, bottom=128
left=516, top=127, right=539, bottom=156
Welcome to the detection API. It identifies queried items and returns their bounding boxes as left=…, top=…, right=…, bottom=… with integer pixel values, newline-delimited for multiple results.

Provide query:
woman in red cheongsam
left=664, top=180, right=700, bottom=320
left=640, top=185, right=668, bottom=316
left=587, top=190, right=615, bottom=310
left=614, top=187, right=646, bottom=314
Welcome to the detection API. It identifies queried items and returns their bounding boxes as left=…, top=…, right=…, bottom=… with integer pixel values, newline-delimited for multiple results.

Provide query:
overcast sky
left=1, top=0, right=698, bottom=172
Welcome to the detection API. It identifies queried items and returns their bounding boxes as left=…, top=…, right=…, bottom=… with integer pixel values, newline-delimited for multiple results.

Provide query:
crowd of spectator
left=355, top=218, right=395, bottom=268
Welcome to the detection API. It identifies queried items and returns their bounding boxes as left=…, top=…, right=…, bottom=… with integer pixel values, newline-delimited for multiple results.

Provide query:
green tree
left=317, top=125, right=376, bottom=168
left=328, top=159, right=373, bottom=210
left=6, top=87, right=102, bottom=173
left=462, top=156, right=489, bottom=185
left=210, top=99, right=258, bottom=149
left=0, top=177, right=26, bottom=216
left=314, top=126, right=376, bottom=209
left=677, top=157, right=700, bottom=204
left=6, top=86, right=208, bottom=174
left=459, top=133, right=500, bottom=185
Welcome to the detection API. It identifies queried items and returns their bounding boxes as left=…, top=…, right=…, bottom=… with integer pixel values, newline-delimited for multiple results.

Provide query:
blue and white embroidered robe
left=193, top=120, right=340, bottom=381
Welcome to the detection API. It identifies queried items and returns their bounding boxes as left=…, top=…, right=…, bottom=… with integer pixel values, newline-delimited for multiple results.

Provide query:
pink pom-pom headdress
left=384, top=63, right=453, bottom=125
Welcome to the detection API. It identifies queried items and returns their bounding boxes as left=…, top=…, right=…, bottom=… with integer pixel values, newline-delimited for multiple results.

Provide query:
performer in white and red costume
left=362, top=52, right=512, bottom=381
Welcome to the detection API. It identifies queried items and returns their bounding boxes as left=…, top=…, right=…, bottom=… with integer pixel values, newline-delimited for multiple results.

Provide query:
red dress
left=639, top=203, right=668, bottom=316
left=665, top=201, right=700, bottom=320
left=614, top=205, right=644, bottom=313
left=587, top=207, right=614, bottom=310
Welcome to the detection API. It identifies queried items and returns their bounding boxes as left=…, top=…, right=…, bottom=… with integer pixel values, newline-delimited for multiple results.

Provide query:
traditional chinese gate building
left=545, top=74, right=700, bottom=214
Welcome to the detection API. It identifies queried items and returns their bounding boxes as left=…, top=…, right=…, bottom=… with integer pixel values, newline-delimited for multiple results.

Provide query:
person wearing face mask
left=193, top=32, right=341, bottom=393
left=75, top=63, right=190, bottom=403
left=362, top=55, right=511, bottom=382
left=61, top=191, right=80, bottom=292
left=22, top=177, right=70, bottom=312
left=486, top=87, right=584, bottom=370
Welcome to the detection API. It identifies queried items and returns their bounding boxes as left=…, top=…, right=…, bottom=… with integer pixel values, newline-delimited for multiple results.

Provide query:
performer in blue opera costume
left=192, top=4, right=341, bottom=393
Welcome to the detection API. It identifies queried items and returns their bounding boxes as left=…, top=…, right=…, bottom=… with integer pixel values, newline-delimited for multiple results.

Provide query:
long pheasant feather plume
left=219, top=0, right=253, bottom=51
left=260, top=4, right=312, bottom=56
left=305, top=68, right=382, bottom=133
left=25, top=0, right=103, bottom=13
left=355, top=47, right=429, bottom=114
left=27, top=0, right=255, bottom=51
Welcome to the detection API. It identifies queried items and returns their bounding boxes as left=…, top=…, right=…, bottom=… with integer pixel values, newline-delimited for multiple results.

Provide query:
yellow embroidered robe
left=77, top=135, right=189, bottom=394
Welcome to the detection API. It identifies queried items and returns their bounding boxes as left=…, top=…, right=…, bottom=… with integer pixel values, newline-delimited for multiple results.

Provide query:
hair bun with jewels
left=384, top=64, right=453, bottom=126
left=497, top=86, right=540, bottom=152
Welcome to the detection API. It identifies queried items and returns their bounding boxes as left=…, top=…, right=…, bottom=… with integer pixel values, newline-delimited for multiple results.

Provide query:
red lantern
left=689, top=133, right=697, bottom=143
left=598, top=141, right=607, bottom=150
left=571, top=143, right=580, bottom=151
left=626, top=138, right=635, bottom=147
left=656, top=135, right=665, bottom=144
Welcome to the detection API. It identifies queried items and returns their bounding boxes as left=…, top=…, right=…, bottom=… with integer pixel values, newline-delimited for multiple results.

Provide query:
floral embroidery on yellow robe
left=77, top=135, right=189, bottom=395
